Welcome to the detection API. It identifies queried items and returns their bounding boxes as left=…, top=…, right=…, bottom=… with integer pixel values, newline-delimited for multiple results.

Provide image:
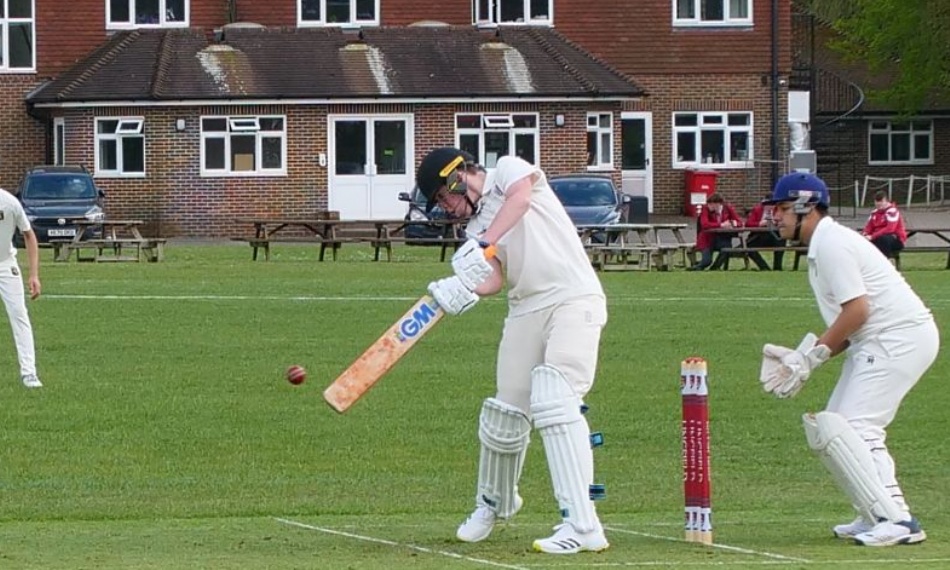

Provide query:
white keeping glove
left=428, top=276, right=479, bottom=316
left=451, top=238, right=494, bottom=291
left=760, top=333, right=831, bottom=398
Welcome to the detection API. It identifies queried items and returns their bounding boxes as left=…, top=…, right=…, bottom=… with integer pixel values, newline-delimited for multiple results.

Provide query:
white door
left=329, top=115, right=413, bottom=219
left=621, top=112, right=653, bottom=212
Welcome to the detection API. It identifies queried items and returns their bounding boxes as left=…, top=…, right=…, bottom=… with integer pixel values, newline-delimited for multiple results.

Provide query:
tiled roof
left=29, top=26, right=644, bottom=103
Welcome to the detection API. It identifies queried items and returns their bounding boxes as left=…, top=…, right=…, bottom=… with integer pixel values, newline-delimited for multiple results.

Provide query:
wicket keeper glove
left=761, top=333, right=831, bottom=399
left=428, top=276, right=479, bottom=316
left=451, top=238, right=494, bottom=291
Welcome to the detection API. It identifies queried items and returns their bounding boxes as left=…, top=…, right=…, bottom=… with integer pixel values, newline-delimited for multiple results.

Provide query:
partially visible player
left=418, top=148, right=609, bottom=554
left=759, top=172, right=937, bottom=546
left=0, top=187, right=42, bottom=388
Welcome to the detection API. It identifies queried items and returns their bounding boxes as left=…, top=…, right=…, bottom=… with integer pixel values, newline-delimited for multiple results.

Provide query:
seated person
left=689, top=193, right=742, bottom=271
left=744, top=192, right=785, bottom=271
left=861, top=190, right=907, bottom=259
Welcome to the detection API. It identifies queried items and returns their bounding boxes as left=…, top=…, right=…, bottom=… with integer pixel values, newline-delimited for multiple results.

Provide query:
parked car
left=548, top=174, right=631, bottom=228
left=397, top=187, right=465, bottom=242
left=14, top=165, right=105, bottom=246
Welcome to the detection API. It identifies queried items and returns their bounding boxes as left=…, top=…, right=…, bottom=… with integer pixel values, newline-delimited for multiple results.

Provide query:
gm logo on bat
left=397, top=299, right=440, bottom=341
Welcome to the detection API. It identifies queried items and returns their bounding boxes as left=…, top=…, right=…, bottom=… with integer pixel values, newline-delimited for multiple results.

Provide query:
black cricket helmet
left=416, top=147, right=475, bottom=212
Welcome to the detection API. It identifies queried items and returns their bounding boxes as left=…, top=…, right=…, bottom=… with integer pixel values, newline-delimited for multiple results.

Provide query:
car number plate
left=48, top=229, right=77, bottom=237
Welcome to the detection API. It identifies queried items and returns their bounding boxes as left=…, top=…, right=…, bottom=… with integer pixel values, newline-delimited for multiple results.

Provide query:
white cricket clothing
left=806, top=217, right=931, bottom=344
left=0, top=188, right=38, bottom=377
left=465, top=156, right=604, bottom=317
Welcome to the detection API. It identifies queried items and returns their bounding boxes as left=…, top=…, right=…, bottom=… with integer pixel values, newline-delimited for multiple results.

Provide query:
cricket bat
left=323, top=295, right=445, bottom=413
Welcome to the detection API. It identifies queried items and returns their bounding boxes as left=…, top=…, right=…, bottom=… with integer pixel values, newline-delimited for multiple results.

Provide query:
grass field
left=2, top=243, right=949, bottom=569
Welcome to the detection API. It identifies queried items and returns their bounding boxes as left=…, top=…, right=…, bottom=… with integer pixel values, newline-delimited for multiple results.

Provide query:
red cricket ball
left=286, top=365, right=306, bottom=385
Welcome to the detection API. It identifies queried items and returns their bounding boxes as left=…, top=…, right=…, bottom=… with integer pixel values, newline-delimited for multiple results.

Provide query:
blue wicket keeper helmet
left=765, top=172, right=830, bottom=212
left=416, top=147, right=476, bottom=212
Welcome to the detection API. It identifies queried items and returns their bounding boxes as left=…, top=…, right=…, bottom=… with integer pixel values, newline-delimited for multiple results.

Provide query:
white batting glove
left=428, top=276, right=479, bottom=316
left=451, top=238, right=494, bottom=291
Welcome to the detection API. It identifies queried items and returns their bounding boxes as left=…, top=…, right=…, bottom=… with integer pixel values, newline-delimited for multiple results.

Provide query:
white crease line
left=274, top=517, right=530, bottom=570
left=603, top=526, right=810, bottom=564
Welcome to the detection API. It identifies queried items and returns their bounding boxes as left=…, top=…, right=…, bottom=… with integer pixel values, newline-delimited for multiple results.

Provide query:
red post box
left=684, top=168, right=719, bottom=217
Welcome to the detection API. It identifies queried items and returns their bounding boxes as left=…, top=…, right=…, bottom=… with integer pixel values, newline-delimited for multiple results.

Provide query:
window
left=299, top=0, right=378, bottom=26
left=674, top=0, right=751, bottom=26
left=201, top=115, right=286, bottom=176
left=96, top=117, right=145, bottom=176
left=473, top=0, right=552, bottom=25
left=1, top=0, right=35, bottom=71
left=107, top=0, right=188, bottom=28
left=868, top=120, right=933, bottom=165
left=673, top=111, right=753, bottom=168
left=455, top=113, right=538, bottom=168
left=53, top=118, right=65, bottom=166
left=587, top=112, right=613, bottom=169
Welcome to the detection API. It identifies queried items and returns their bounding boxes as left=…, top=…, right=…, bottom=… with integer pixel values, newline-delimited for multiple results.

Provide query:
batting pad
left=803, top=411, right=906, bottom=523
left=530, top=364, right=599, bottom=533
left=477, top=398, right=530, bottom=519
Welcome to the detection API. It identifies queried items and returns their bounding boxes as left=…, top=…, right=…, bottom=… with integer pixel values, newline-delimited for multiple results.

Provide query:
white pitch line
left=603, top=526, right=811, bottom=564
left=274, top=517, right=530, bottom=570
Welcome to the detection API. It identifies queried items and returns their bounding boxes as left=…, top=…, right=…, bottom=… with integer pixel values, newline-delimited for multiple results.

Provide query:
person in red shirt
left=688, top=193, right=743, bottom=271
left=745, top=193, right=785, bottom=271
left=861, top=190, right=907, bottom=259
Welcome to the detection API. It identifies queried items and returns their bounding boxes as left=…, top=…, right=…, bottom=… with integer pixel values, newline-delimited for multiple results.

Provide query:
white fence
left=860, top=175, right=950, bottom=208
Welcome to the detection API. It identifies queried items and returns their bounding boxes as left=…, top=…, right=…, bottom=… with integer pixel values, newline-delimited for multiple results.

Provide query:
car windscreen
left=550, top=179, right=617, bottom=207
left=23, top=174, right=97, bottom=200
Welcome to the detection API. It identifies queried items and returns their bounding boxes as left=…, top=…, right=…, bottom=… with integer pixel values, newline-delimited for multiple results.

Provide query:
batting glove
left=428, top=276, right=479, bottom=316
left=451, top=238, right=494, bottom=291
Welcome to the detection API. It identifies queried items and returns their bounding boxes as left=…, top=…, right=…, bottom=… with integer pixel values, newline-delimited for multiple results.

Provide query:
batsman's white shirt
left=807, top=216, right=932, bottom=343
left=0, top=188, right=31, bottom=265
left=465, top=156, right=604, bottom=317
left=0, top=188, right=37, bottom=377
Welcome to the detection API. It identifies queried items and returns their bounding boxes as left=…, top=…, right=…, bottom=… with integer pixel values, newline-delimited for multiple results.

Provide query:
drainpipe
left=770, top=0, right=780, bottom=186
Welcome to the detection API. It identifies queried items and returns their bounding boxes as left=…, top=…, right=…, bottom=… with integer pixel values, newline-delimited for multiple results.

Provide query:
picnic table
left=576, top=222, right=693, bottom=271
left=50, top=219, right=166, bottom=262
left=895, top=227, right=950, bottom=269
left=710, top=226, right=808, bottom=270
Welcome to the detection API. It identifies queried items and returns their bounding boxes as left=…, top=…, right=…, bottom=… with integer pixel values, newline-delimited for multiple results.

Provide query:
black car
left=548, top=174, right=631, bottom=227
left=14, top=165, right=105, bottom=245
left=397, top=187, right=464, bottom=242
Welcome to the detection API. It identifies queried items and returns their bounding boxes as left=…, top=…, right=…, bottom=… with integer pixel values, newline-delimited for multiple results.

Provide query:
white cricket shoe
left=833, top=516, right=874, bottom=538
left=532, top=523, right=609, bottom=554
left=854, top=518, right=926, bottom=547
left=21, top=374, right=42, bottom=388
left=456, top=495, right=523, bottom=543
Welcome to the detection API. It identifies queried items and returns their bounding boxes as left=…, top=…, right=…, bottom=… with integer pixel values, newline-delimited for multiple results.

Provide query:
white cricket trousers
left=494, top=295, right=607, bottom=414
left=0, top=259, right=37, bottom=377
left=825, top=319, right=940, bottom=513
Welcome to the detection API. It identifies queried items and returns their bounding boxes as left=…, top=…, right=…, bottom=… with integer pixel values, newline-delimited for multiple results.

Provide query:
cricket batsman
left=759, top=172, right=939, bottom=546
left=418, top=148, right=609, bottom=554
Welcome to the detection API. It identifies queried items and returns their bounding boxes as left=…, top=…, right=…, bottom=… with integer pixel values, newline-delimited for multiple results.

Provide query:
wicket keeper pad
left=530, top=364, right=599, bottom=533
left=803, top=411, right=905, bottom=523
left=476, top=398, right=530, bottom=518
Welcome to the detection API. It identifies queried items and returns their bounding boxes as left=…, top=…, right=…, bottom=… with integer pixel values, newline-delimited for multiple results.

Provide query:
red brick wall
left=0, top=78, right=46, bottom=190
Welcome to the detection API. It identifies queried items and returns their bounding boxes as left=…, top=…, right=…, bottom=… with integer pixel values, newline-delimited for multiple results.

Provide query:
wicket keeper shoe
left=854, top=518, right=926, bottom=547
left=532, top=523, right=609, bottom=554
left=833, top=517, right=874, bottom=538
left=456, top=495, right=523, bottom=543
left=21, top=374, right=42, bottom=388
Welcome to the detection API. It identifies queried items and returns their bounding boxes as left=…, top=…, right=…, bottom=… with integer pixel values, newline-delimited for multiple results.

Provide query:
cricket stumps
left=681, top=357, right=712, bottom=545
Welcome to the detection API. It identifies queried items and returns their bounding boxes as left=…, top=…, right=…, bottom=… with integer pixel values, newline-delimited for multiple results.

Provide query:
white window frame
left=587, top=112, right=614, bottom=170
left=106, top=0, right=189, bottom=29
left=200, top=115, right=287, bottom=177
left=868, top=120, right=934, bottom=166
left=298, top=0, right=380, bottom=27
left=0, top=0, right=36, bottom=71
left=455, top=112, right=539, bottom=168
left=473, top=0, right=553, bottom=26
left=673, top=0, right=752, bottom=27
left=672, top=111, right=754, bottom=169
left=95, top=116, right=147, bottom=177
left=53, top=118, right=66, bottom=166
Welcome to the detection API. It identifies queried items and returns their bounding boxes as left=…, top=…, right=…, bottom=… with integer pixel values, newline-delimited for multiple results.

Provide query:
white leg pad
left=530, top=364, right=599, bottom=533
left=476, top=398, right=530, bottom=518
left=803, top=412, right=905, bottom=523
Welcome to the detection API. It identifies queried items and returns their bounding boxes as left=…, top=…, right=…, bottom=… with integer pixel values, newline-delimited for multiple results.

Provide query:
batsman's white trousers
left=825, top=319, right=939, bottom=513
left=495, top=295, right=607, bottom=413
left=0, top=258, right=37, bottom=377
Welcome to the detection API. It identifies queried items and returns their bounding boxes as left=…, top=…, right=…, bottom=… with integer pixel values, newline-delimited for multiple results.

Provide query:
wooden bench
left=587, top=245, right=656, bottom=271
left=373, top=236, right=466, bottom=262
left=720, top=246, right=810, bottom=270
left=232, top=236, right=364, bottom=261
left=51, top=238, right=166, bottom=262
left=893, top=245, right=950, bottom=269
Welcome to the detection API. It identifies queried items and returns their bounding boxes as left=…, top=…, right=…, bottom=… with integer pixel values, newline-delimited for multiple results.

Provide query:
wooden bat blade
left=323, top=295, right=444, bottom=413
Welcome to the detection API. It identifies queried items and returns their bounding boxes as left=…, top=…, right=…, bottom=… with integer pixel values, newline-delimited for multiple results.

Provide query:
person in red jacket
left=688, top=193, right=743, bottom=271
left=745, top=193, right=785, bottom=271
left=861, top=190, right=907, bottom=259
